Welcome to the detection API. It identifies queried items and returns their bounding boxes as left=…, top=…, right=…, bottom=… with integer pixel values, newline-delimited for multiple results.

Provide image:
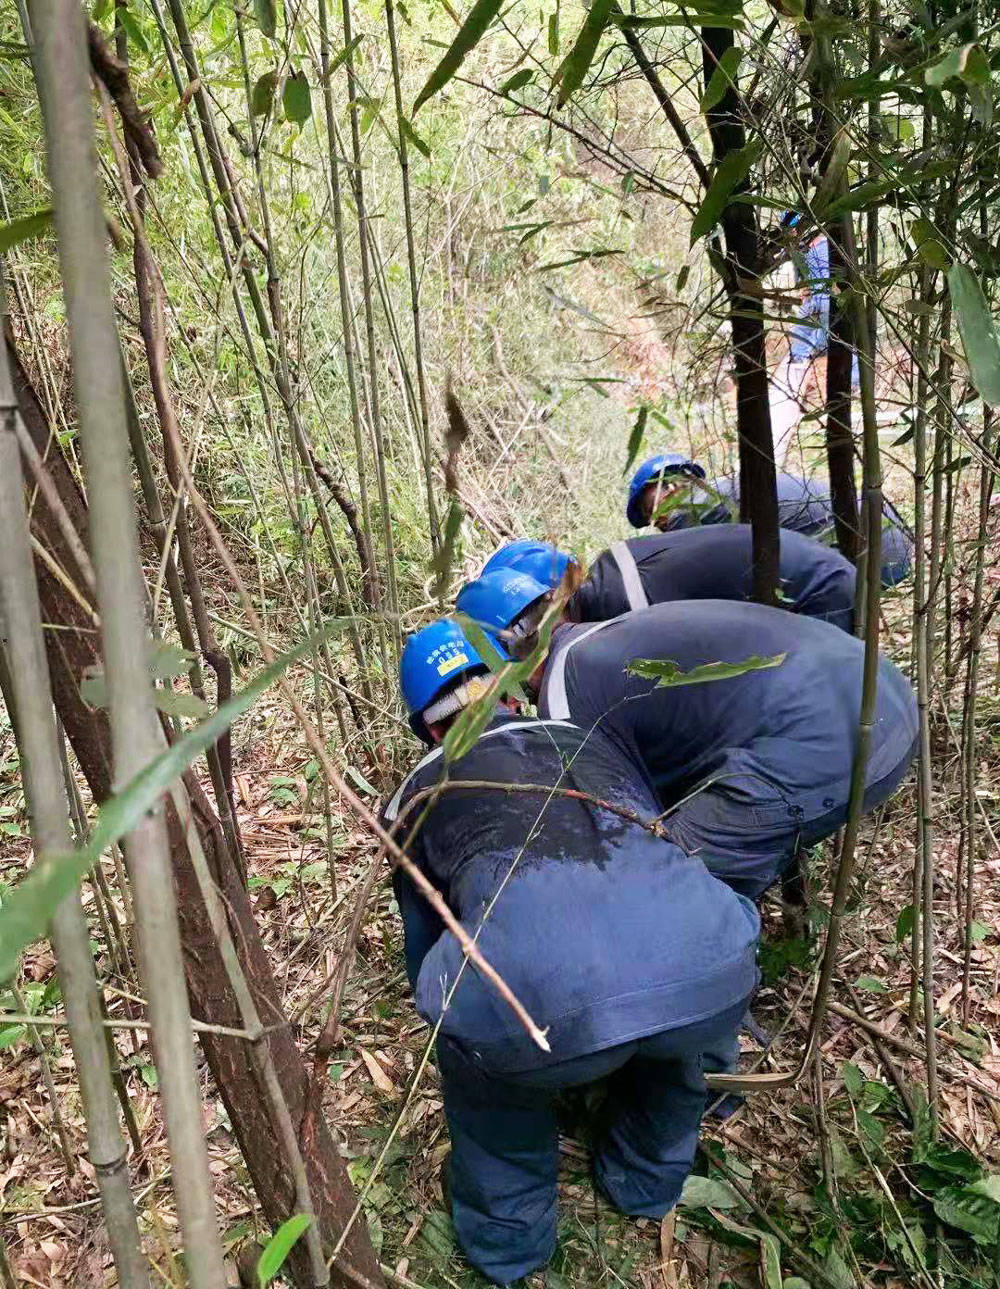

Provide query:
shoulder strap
left=610, top=540, right=650, bottom=611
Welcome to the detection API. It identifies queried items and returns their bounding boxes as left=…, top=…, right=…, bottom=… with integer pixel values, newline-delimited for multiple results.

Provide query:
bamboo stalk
left=960, top=406, right=993, bottom=1025
left=385, top=0, right=440, bottom=551
left=338, top=0, right=402, bottom=643
left=27, top=6, right=227, bottom=1281
left=0, top=266, right=149, bottom=1288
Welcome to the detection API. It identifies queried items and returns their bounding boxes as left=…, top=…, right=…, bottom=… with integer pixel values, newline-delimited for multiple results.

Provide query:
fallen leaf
left=359, top=1047, right=395, bottom=1095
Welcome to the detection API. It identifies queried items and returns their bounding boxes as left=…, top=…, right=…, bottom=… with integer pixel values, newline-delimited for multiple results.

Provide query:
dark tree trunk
left=701, top=27, right=779, bottom=605
left=824, top=239, right=860, bottom=563
left=7, top=328, right=383, bottom=1289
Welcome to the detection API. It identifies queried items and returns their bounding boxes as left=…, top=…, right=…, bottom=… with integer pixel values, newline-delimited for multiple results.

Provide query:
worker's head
left=456, top=567, right=560, bottom=698
left=400, top=619, right=503, bottom=746
left=481, top=540, right=582, bottom=594
left=626, top=453, right=707, bottom=530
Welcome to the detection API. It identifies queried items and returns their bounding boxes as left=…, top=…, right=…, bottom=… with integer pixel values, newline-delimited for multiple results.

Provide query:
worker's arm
left=392, top=865, right=447, bottom=991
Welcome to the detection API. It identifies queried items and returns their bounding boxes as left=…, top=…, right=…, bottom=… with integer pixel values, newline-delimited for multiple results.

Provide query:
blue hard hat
left=626, top=453, right=706, bottom=528
left=481, top=539, right=577, bottom=590
left=456, top=567, right=551, bottom=643
left=399, top=619, right=488, bottom=740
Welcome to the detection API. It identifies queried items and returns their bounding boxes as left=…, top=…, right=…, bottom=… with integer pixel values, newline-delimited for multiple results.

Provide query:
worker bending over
left=386, top=619, right=759, bottom=1285
left=482, top=527, right=857, bottom=631
left=457, top=573, right=918, bottom=900
left=626, top=452, right=913, bottom=587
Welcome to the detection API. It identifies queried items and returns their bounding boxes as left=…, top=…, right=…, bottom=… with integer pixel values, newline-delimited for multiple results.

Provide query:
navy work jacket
left=383, top=716, right=760, bottom=1075
left=537, top=600, right=918, bottom=825
left=572, top=526, right=856, bottom=631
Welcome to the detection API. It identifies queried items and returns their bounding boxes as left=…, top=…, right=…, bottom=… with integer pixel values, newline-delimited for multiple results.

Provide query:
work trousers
left=436, top=997, right=749, bottom=1285
left=663, top=737, right=917, bottom=901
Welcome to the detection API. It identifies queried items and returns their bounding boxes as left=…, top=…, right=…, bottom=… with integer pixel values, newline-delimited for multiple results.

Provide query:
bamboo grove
left=1, top=0, right=999, bottom=1285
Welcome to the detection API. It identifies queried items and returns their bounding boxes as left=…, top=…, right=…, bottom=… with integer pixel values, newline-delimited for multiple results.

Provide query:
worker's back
left=384, top=715, right=759, bottom=1075
left=538, top=600, right=917, bottom=822
left=572, top=526, right=856, bottom=630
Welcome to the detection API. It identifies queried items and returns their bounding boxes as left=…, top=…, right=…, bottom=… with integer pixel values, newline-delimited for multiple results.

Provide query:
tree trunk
left=700, top=26, right=779, bottom=604
left=7, top=327, right=383, bottom=1289
left=824, top=237, right=860, bottom=562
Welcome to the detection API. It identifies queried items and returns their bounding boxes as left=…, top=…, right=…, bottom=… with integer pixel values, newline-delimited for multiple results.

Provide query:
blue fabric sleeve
left=393, top=866, right=446, bottom=991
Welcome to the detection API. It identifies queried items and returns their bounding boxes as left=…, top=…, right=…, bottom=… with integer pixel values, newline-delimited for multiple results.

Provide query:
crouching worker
left=485, top=527, right=856, bottom=632
left=627, top=453, right=913, bottom=588
left=457, top=572, right=918, bottom=902
left=386, top=619, right=760, bottom=1285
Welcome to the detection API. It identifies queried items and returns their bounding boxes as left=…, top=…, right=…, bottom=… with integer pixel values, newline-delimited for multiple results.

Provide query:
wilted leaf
left=690, top=139, right=763, bottom=244
left=556, top=0, right=613, bottom=108
left=811, top=130, right=852, bottom=218
left=252, top=70, right=279, bottom=117
left=678, top=1174, right=743, bottom=1210
left=359, top=1047, right=396, bottom=1094
left=948, top=264, right=1000, bottom=407
left=283, top=69, right=312, bottom=124
left=700, top=47, right=742, bottom=113
left=253, top=0, right=278, bottom=38
left=257, top=1215, right=312, bottom=1286
left=0, top=209, right=53, bottom=253
left=413, top=0, right=506, bottom=114
left=626, top=652, right=786, bottom=688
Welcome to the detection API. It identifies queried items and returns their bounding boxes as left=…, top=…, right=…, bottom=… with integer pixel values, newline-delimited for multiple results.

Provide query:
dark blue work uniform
left=572, top=525, right=857, bottom=632
left=537, top=602, right=918, bottom=900
left=384, top=715, right=759, bottom=1284
left=660, top=472, right=913, bottom=587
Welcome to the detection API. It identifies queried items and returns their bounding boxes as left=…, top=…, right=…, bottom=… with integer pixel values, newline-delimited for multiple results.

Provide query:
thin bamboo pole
left=28, top=5, right=227, bottom=1280
left=0, top=269, right=149, bottom=1289
left=338, top=0, right=401, bottom=643
left=385, top=0, right=440, bottom=551
left=960, top=407, right=993, bottom=1025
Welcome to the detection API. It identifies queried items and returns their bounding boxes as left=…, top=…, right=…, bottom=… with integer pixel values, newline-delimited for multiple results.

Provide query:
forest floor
left=4, top=378, right=1000, bottom=1289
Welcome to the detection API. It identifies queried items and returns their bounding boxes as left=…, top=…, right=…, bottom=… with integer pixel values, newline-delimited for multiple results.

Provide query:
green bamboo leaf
left=926, top=42, right=987, bottom=88
left=626, top=652, right=785, bottom=688
left=933, top=1183, right=1000, bottom=1244
left=0, top=209, right=53, bottom=253
left=0, top=621, right=351, bottom=983
left=948, top=264, right=1000, bottom=407
left=499, top=67, right=534, bottom=95
left=917, top=239, right=950, bottom=271
left=700, top=47, right=741, bottom=113
left=154, top=689, right=209, bottom=720
left=253, top=0, right=278, bottom=39
left=689, top=139, right=763, bottom=245
left=257, top=1215, right=312, bottom=1286
left=413, top=0, right=506, bottom=114
left=678, top=1175, right=742, bottom=1210
left=895, top=903, right=915, bottom=942
left=556, top=0, right=613, bottom=108
left=324, top=34, right=365, bottom=79
left=622, top=405, right=648, bottom=477
left=399, top=114, right=431, bottom=158
left=548, top=11, right=560, bottom=54
left=283, top=69, right=312, bottom=124
left=252, top=70, right=279, bottom=117
left=116, top=9, right=150, bottom=56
